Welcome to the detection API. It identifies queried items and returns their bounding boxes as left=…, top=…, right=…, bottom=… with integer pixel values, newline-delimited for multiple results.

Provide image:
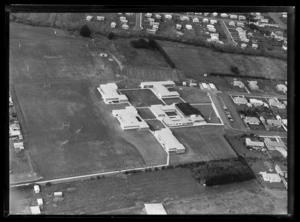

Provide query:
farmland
left=159, top=41, right=287, bottom=79
left=121, top=89, right=164, bottom=107
left=170, top=126, right=237, bottom=164
left=12, top=82, right=168, bottom=180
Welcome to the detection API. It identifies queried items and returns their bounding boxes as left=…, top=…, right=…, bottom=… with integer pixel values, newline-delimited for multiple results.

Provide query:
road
left=220, top=20, right=237, bottom=45
left=226, top=91, right=287, bottom=100
left=133, top=13, right=143, bottom=30
left=268, top=13, right=287, bottom=30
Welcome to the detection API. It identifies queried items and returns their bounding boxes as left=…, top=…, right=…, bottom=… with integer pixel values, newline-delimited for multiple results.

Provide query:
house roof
left=154, top=128, right=185, bottom=152
left=144, top=203, right=167, bottom=215
left=30, top=206, right=41, bottom=215
left=259, top=172, right=281, bottom=182
left=175, top=103, right=202, bottom=117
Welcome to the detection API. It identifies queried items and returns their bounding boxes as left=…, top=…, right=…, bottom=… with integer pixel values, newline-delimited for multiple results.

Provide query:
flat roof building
left=233, top=96, right=248, bottom=104
left=97, top=83, right=128, bottom=104
left=140, top=81, right=179, bottom=99
left=259, top=172, right=281, bottom=183
left=30, top=206, right=41, bottom=215
left=267, top=119, right=282, bottom=127
left=112, top=106, right=149, bottom=130
left=248, top=81, right=259, bottom=90
left=144, top=203, right=167, bottom=215
left=249, top=98, right=264, bottom=106
left=153, top=128, right=185, bottom=153
left=244, top=116, right=260, bottom=125
left=245, top=138, right=265, bottom=147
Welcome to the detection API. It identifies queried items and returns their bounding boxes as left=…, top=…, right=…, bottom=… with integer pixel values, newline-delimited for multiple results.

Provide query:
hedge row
left=209, top=72, right=273, bottom=80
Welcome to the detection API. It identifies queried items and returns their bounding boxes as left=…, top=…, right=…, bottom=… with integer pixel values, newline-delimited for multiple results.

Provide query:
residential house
left=282, top=119, right=287, bottom=126
left=239, top=15, right=246, bottom=20
left=268, top=98, right=286, bottom=109
left=233, top=80, right=245, bottom=88
left=13, top=142, right=24, bottom=150
left=186, top=24, right=193, bottom=30
left=110, top=22, right=116, bottom=28
left=122, top=24, right=129, bottom=29
left=259, top=172, right=281, bottom=183
left=276, top=84, right=287, bottom=93
left=275, top=164, right=284, bottom=176
left=249, top=98, right=264, bottom=107
left=230, top=14, right=238, bottom=19
left=96, top=16, right=105, bottom=21
left=220, top=13, right=228, bottom=17
left=176, top=24, right=182, bottom=29
left=155, top=14, right=162, bottom=19
left=210, top=19, right=217, bottom=24
left=244, top=116, right=260, bottom=125
left=245, top=138, right=265, bottom=147
left=236, top=21, right=244, bottom=27
left=252, top=43, right=258, bottom=49
left=260, top=18, right=269, bottom=23
left=266, top=119, right=282, bottom=128
left=203, top=13, right=209, bottom=16
left=146, top=13, right=152, bottom=17
left=165, top=14, right=172, bottom=20
left=144, top=203, right=167, bottom=215
left=203, top=18, right=209, bottom=23
left=241, top=43, right=247, bottom=49
left=86, top=15, right=93, bottom=21
left=248, top=81, right=259, bottom=90
left=233, top=96, right=248, bottom=104
left=229, top=21, right=235, bottom=26
left=147, top=29, right=157, bottom=34
left=193, top=17, right=199, bottom=23
left=212, top=12, right=218, bottom=17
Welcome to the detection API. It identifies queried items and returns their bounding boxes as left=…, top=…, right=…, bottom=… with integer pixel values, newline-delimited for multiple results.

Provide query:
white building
left=165, top=14, right=172, bottom=20
left=236, top=21, right=244, bottom=27
left=155, top=14, right=162, bottom=19
left=230, top=14, right=238, bottom=19
left=96, top=16, right=105, bottom=21
left=203, top=18, right=209, bottom=23
left=9, top=96, right=13, bottom=106
left=120, top=16, right=126, bottom=21
left=239, top=15, right=246, bottom=20
left=241, top=43, right=247, bottom=48
left=193, top=17, right=199, bottom=23
left=259, top=172, right=281, bottom=183
left=176, top=24, right=182, bottom=29
left=248, top=81, right=259, bottom=90
left=37, top=198, right=43, bottom=206
left=268, top=98, right=286, bottom=109
left=86, top=15, right=93, bottom=21
left=97, top=83, right=128, bottom=104
left=212, top=12, right=218, bottom=17
left=30, top=206, right=41, bottom=215
left=266, top=119, right=282, bottom=128
left=245, top=138, right=265, bottom=147
left=210, top=19, right=217, bottom=24
left=110, top=22, right=116, bottom=28
left=147, top=29, right=157, bottom=34
left=13, top=142, right=24, bottom=150
left=229, top=21, right=235, bottom=26
left=276, top=84, right=287, bottom=93
left=140, top=81, right=179, bottom=99
left=153, top=128, right=185, bottom=154
left=275, top=164, right=284, bottom=176
left=244, top=116, right=260, bottom=125
left=220, top=13, right=228, bottom=18
left=233, top=80, right=244, bottom=88
left=122, top=24, right=129, bottom=29
left=249, top=98, right=264, bottom=107
left=203, top=13, right=209, bottom=16
left=282, top=119, right=287, bottom=126
left=34, top=185, right=40, bottom=194
left=144, top=203, right=167, bottom=215
left=146, top=13, right=152, bottom=17
left=112, top=106, right=149, bottom=131
left=233, top=96, right=248, bottom=104
left=252, top=43, right=258, bottom=49
left=209, top=83, right=216, bottom=90
left=186, top=24, right=193, bottom=30
left=180, top=16, right=190, bottom=21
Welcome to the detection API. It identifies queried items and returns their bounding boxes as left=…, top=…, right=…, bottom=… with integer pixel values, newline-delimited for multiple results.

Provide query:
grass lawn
left=145, top=120, right=165, bottom=131
left=162, top=97, right=184, bottom=105
left=160, top=42, right=287, bottom=80
left=137, top=108, right=156, bottom=119
left=248, top=123, right=267, bottom=131
left=173, top=86, right=211, bottom=104
left=122, top=89, right=164, bottom=107
left=170, top=126, right=237, bottom=164
left=193, top=104, right=221, bottom=123
left=13, top=82, right=167, bottom=180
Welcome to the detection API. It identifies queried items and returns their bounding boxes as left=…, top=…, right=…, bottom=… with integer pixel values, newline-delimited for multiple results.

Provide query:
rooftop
left=144, top=203, right=167, bottom=215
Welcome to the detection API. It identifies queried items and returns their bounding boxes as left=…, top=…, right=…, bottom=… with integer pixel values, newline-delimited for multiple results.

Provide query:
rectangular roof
left=98, top=83, right=127, bottom=101
left=30, top=206, right=41, bottom=215
left=113, top=106, right=148, bottom=129
left=154, top=128, right=185, bottom=152
left=175, top=103, right=202, bottom=116
left=144, top=203, right=167, bottom=215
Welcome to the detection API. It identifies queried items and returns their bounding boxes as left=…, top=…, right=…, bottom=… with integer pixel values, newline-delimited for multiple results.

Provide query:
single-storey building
left=147, top=29, right=157, bottom=34
left=266, top=119, right=282, bottom=128
left=239, top=15, right=246, bottom=20
left=282, top=119, right=287, bottom=126
left=110, top=22, right=116, bottom=28
left=275, top=164, right=284, bottom=176
left=209, top=83, right=216, bottom=90
left=233, top=96, right=248, bottom=105
left=203, top=13, right=209, bottom=16
left=252, top=43, right=258, bottom=49
left=245, top=138, right=265, bottom=147
left=244, top=116, right=260, bottom=125
left=153, top=128, right=185, bottom=154
left=276, top=84, right=287, bottom=93
left=248, top=81, right=259, bottom=90
left=180, top=16, right=190, bottom=21
left=112, top=106, right=149, bottom=131
left=140, top=81, right=179, bottom=99
left=201, top=83, right=208, bottom=89
left=86, top=15, right=93, bottom=21
left=96, top=16, right=105, bottom=21
left=210, top=19, right=217, bottom=24
left=176, top=24, right=182, bottom=29
left=37, top=198, right=43, bottom=206
left=229, top=21, right=235, bottom=26
left=193, top=17, right=199, bottom=23
left=122, top=24, right=129, bottom=29
left=155, top=14, right=162, bottom=19
left=264, top=137, right=287, bottom=152
left=241, top=43, right=247, bottom=48
left=146, top=13, right=152, bottom=17
left=230, top=14, right=238, bottom=19
left=120, top=16, right=126, bottom=21
left=259, top=172, right=281, bottom=183
left=220, top=13, right=228, bottom=18
left=203, top=18, right=209, bottom=23
left=30, top=206, right=41, bottom=215
left=268, top=98, right=286, bottom=109
left=165, top=14, right=172, bottom=19
left=249, top=98, right=264, bottom=107
left=212, top=12, right=218, bottom=17
left=13, top=142, right=24, bottom=150
left=34, top=185, right=40, bottom=194
left=97, top=83, right=128, bottom=104
left=144, top=203, right=167, bottom=215
left=186, top=24, right=193, bottom=30
left=233, top=80, right=244, bottom=88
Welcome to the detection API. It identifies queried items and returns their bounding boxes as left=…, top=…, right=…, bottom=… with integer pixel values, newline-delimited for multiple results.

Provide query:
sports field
left=193, top=104, right=221, bottom=124
left=174, top=86, right=211, bottom=104
left=160, top=42, right=287, bottom=80
left=170, top=126, right=237, bottom=164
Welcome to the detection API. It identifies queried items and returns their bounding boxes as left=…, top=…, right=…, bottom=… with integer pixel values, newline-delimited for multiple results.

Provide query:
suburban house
left=260, top=18, right=269, bottom=23
left=221, top=13, right=228, bottom=17
left=264, top=138, right=287, bottom=158
left=241, top=43, right=247, bottom=49
left=176, top=24, right=182, bottom=29
left=144, top=203, right=167, bottom=215
left=9, top=123, right=21, bottom=137
left=229, top=14, right=238, bottom=19
left=233, top=96, right=248, bottom=105
left=165, top=14, right=172, bottom=19
left=203, top=13, right=209, bottom=16
left=96, top=16, right=105, bottom=21
left=153, top=128, right=185, bottom=154
left=146, top=13, right=152, bottom=17
left=248, top=81, right=259, bottom=90
left=275, top=164, right=284, bottom=176
left=122, top=24, right=129, bottom=29
left=212, top=12, right=218, bottom=17
left=259, top=172, right=281, bottom=183
left=13, top=142, right=24, bottom=150
left=176, top=31, right=184, bottom=37
left=266, top=119, right=282, bottom=128
left=239, top=15, right=246, bottom=20
left=186, top=24, right=193, bottom=30
left=236, top=21, right=244, bottom=27
left=9, top=96, right=13, bottom=106
left=97, top=83, right=128, bottom=104
left=244, top=116, right=260, bottom=125
left=112, top=106, right=149, bottom=131
left=193, top=17, right=199, bottom=23
left=276, top=84, right=287, bottom=93
left=120, top=16, right=126, bottom=21
left=110, top=22, right=116, bottom=28
left=30, top=206, right=41, bottom=215
left=147, top=29, right=157, bottom=34
left=140, top=81, right=179, bottom=99
left=268, top=98, right=286, bottom=109
left=209, top=83, right=217, bottom=90
left=245, top=138, right=265, bottom=147
left=249, top=98, right=264, bottom=107
left=155, top=14, right=162, bottom=19
left=203, top=18, right=209, bottom=23
left=282, top=119, right=287, bottom=126
left=180, top=16, right=190, bottom=21
left=233, top=80, right=245, bottom=88
left=210, top=19, right=217, bottom=24
left=252, top=43, right=258, bottom=49
left=201, top=83, right=208, bottom=89
left=229, top=21, right=235, bottom=26
left=86, top=15, right=93, bottom=21
left=150, top=103, right=205, bottom=127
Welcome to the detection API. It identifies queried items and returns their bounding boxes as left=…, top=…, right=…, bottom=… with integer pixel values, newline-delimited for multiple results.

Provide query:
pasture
left=13, top=82, right=167, bottom=180
left=121, top=89, right=164, bottom=107
left=170, top=126, right=237, bottom=164
left=160, top=42, right=287, bottom=80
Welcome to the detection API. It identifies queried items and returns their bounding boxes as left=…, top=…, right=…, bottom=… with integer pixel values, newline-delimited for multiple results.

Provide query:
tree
left=80, top=25, right=92, bottom=38
left=107, top=32, right=115, bottom=40
left=230, top=66, right=240, bottom=75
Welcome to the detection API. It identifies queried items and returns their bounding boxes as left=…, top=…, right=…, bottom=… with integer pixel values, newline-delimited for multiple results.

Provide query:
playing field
left=160, top=42, right=287, bottom=80
left=193, top=104, right=221, bottom=123
left=12, top=82, right=167, bottom=180
left=174, top=86, right=211, bottom=104
left=170, top=126, right=237, bottom=164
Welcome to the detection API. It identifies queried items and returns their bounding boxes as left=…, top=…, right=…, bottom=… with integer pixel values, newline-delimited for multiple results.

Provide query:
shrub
left=230, top=66, right=240, bottom=75
left=107, top=32, right=115, bottom=40
left=79, top=25, right=92, bottom=38
left=45, top=182, right=51, bottom=186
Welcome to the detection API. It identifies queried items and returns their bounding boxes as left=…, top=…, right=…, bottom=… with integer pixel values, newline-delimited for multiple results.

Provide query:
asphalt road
left=134, top=13, right=143, bottom=30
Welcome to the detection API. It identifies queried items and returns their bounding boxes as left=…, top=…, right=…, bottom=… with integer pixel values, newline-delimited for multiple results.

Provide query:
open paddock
left=13, top=81, right=167, bottom=180
left=170, top=126, right=237, bottom=164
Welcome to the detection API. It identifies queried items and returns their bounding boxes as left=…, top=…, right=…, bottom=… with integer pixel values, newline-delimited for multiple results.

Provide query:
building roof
left=175, top=103, right=202, bottom=117
left=30, top=206, right=41, bottom=215
left=144, top=203, right=167, bottom=215
left=233, top=96, right=248, bottom=104
left=154, top=128, right=185, bottom=152
left=264, top=137, right=286, bottom=148
left=244, top=116, right=260, bottom=124
left=266, top=119, right=282, bottom=126
left=259, top=172, right=281, bottom=183
left=98, top=83, right=128, bottom=102
left=245, top=138, right=265, bottom=147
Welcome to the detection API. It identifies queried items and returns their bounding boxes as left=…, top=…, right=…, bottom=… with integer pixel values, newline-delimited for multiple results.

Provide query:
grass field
left=160, top=42, right=287, bottom=80
left=162, top=97, right=184, bottom=105
left=173, top=86, right=211, bottom=104
left=137, top=108, right=156, bottom=119
left=13, top=82, right=167, bottom=180
left=145, top=120, right=166, bottom=131
left=193, top=104, right=221, bottom=123
left=170, top=126, right=237, bottom=164
left=121, top=89, right=164, bottom=107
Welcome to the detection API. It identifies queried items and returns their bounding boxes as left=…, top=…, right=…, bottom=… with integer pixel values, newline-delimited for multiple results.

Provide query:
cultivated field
left=121, top=89, right=164, bottom=107
left=160, top=42, right=287, bottom=79
left=174, top=86, right=211, bottom=104
left=170, top=126, right=237, bottom=164
left=13, top=82, right=167, bottom=180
